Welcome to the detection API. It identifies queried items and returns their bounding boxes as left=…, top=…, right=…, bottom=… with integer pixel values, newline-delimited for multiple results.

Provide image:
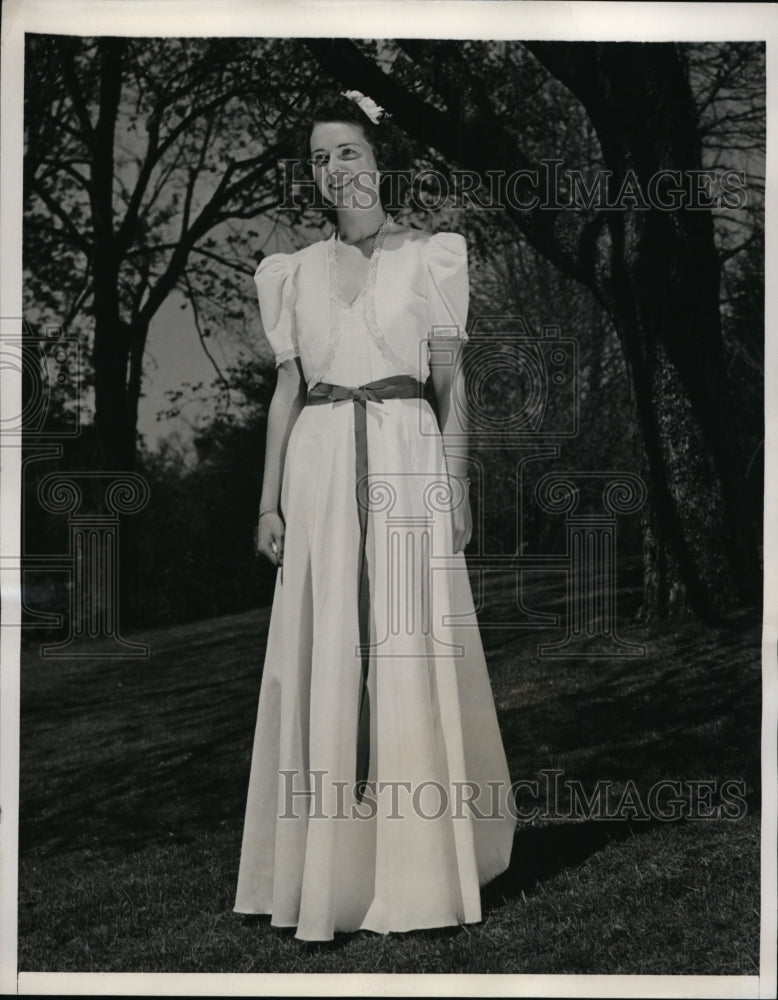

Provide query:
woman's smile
left=328, top=174, right=354, bottom=193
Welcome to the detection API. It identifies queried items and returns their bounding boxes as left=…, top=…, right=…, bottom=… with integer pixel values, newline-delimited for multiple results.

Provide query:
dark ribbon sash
left=304, top=375, right=425, bottom=800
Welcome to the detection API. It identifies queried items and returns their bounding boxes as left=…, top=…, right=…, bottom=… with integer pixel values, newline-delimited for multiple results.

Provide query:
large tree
left=303, top=38, right=764, bottom=621
left=24, top=34, right=303, bottom=470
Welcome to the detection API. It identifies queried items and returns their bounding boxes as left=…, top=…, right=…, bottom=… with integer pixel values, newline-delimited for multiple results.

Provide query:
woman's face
left=309, top=121, right=380, bottom=209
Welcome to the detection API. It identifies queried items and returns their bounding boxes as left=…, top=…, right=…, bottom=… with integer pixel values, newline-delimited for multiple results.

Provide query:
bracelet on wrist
left=258, top=506, right=278, bottom=519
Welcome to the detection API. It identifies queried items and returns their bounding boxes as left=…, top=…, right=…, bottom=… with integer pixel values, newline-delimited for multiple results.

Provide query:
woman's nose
left=327, top=162, right=349, bottom=183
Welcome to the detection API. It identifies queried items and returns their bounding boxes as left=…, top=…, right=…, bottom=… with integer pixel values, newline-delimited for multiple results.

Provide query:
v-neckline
left=328, top=218, right=392, bottom=311
left=330, top=233, right=372, bottom=311
left=308, top=217, right=408, bottom=389
left=336, top=247, right=369, bottom=310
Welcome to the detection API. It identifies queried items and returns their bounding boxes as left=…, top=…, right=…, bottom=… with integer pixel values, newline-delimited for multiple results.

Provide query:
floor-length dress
left=234, top=218, right=516, bottom=941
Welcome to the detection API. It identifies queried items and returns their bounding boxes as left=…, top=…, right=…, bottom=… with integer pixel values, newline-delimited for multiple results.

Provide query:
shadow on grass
left=496, top=619, right=761, bottom=807
left=482, top=817, right=666, bottom=913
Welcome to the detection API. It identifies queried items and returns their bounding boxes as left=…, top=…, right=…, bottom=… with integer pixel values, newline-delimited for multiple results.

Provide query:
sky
left=138, top=291, right=259, bottom=456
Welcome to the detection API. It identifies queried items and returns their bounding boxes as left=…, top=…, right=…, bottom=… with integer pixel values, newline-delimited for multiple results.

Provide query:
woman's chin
left=328, top=184, right=355, bottom=207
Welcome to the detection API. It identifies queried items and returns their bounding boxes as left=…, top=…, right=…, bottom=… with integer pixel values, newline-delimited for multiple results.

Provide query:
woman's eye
left=311, top=156, right=327, bottom=168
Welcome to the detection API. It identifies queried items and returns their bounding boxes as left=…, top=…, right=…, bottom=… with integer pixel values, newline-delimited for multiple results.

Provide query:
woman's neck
left=335, top=205, right=388, bottom=245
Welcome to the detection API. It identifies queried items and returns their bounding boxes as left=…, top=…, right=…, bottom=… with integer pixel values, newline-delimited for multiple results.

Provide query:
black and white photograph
left=1, top=1, right=775, bottom=995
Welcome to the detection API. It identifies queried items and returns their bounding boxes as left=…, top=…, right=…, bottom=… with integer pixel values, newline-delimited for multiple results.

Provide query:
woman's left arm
left=430, top=342, right=472, bottom=554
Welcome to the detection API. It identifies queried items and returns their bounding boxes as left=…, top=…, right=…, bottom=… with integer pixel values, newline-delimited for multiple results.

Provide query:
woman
left=234, top=91, right=516, bottom=942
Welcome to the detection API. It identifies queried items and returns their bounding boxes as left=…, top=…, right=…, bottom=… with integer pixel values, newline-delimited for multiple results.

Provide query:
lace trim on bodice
left=306, top=217, right=418, bottom=389
left=275, top=346, right=301, bottom=367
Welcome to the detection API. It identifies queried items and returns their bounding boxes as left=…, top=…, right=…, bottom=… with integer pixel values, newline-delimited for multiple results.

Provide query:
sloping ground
left=18, top=570, right=762, bottom=974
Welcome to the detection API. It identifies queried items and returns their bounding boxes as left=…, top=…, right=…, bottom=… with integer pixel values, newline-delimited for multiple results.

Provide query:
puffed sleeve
left=427, top=232, right=469, bottom=341
left=254, top=252, right=300, bottom=366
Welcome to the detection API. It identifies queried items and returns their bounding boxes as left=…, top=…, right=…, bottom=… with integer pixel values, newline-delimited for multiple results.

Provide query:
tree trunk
left=511, top=41, right=762, bottom=618
left=88, top=38, right=140, bottom=625
left=567, top=42, right=762, bottom=618
left=89, top=37, right=135, bottom=472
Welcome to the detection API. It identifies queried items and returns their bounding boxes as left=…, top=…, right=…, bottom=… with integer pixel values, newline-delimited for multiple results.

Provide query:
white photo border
left=1, top=2, right=775, bottom=997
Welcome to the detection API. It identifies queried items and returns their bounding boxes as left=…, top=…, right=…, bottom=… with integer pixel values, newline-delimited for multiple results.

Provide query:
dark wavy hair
left=296, top=92, right=413, bottom=221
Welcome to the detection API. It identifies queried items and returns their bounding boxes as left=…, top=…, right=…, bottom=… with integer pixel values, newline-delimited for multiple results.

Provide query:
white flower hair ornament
left=340, top=90, right=392, bottom=124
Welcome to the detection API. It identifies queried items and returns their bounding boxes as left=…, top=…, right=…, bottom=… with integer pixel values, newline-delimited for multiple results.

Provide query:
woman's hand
left=450, top=481, right=473, bottom=554
left=255, top=512, right=285, bottom=567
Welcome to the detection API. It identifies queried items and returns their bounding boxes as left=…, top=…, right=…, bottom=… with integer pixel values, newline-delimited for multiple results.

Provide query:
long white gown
left=234, top=218, right=516, bottom=941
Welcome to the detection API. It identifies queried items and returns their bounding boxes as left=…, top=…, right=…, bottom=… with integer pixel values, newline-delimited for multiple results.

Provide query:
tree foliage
left=24, top=34, right=316, bottom=467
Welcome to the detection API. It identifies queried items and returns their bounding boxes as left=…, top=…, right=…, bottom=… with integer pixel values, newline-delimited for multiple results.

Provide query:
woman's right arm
left=256, top=357, right=307, bottom=567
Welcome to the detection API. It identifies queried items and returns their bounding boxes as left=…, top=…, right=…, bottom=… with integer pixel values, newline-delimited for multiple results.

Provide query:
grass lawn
left=18, top=568, right=762, bottom=974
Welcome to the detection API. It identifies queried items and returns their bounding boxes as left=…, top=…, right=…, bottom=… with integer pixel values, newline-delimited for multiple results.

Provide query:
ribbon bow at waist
left=304, top=374, right=425, bottom=800
left=305, top=375, right=424, bottom=405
